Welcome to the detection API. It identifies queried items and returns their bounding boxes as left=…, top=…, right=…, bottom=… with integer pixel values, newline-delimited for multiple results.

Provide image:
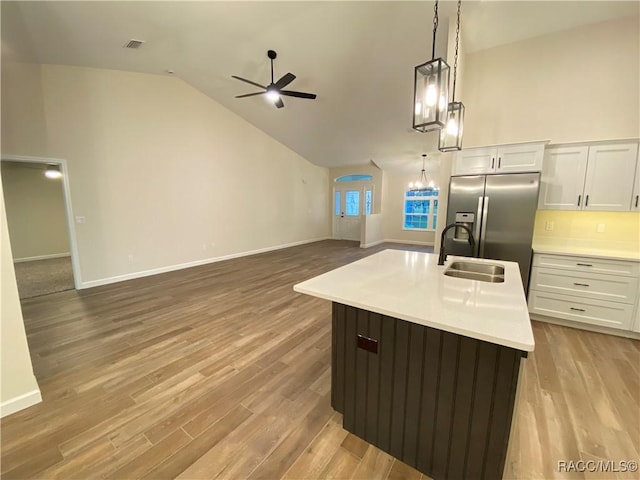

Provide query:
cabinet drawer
left=530, top=267, right=638, bottom=304
left=528, top=290, right=634, bottom=330
left=532, top=254, right=639, bottom=277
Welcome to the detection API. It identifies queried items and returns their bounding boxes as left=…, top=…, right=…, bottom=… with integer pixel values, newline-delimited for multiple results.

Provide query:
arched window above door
left=335, top=174, right=373, bottom=183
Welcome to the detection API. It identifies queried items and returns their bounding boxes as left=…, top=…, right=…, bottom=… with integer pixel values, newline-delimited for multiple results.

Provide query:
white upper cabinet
left=496, top=143, right=545, bottom=173
left=539, top=142, right=639, bottom=211
left=452, top=142, right=545, bottom=176
left=583, top=143, right=638, bottom=211
left=538, top=146, right=588, bottom=210
left=631, top=150, right=640, bottom=211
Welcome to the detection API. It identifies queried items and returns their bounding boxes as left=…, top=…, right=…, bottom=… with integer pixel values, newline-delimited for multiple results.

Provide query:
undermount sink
left=444, top=261, right=505, bottom=283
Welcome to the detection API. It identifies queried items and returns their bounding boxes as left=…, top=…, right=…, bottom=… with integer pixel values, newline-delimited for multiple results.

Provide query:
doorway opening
left=1, top=155, right=82, bottom=298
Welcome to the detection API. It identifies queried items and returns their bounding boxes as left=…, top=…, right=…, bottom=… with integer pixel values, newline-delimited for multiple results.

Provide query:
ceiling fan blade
left=275, top=72, right=296, bottom=89
left=274, top=98, right=285, bottom=109
left=235, top=92, right=265, bottom=98
left=232, top=75, right=267, bottom=90
left=280, top=90, right=317, bottom=100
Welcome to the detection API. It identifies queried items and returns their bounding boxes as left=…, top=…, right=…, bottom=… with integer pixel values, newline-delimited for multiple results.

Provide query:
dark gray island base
left=331, top=302, right=527, bottom=480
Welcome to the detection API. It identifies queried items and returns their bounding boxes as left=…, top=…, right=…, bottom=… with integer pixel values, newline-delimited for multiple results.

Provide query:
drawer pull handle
left=576, top=263, right=593, bottom=267
left=491, top=157, right=495, bottom=169
left=570, top=307, right=586, bottom=312
left=498, top=157, right=502, bottom=168
left=573, top=283, right=590, bottom=287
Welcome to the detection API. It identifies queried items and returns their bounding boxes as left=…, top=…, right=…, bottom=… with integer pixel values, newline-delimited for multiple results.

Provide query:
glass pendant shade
left=412, top=58, right=450, bottom=132
left=439, top=101, right=465, bottom=151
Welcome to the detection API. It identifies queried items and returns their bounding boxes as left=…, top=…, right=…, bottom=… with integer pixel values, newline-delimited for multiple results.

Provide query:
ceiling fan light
left=266, top=87, right=280, bottom=102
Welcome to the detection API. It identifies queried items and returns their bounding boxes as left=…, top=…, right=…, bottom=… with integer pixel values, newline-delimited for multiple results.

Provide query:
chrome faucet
left=438, top=223, right=475, bottom=265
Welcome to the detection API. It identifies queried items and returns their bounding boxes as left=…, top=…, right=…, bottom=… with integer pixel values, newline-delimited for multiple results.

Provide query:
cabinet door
left=538, top=146, right=588, bottom=210
left=583, top=143, right=638, bottom=211
left=452, top=147, right=496, bottom=175
left=631, top=150, right=640, bottom=211
left=496, top=143, right=544, bottom=173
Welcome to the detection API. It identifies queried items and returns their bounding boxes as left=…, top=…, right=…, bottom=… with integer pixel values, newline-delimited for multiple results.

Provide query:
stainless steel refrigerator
left=444, top=173, right=540, bottom=292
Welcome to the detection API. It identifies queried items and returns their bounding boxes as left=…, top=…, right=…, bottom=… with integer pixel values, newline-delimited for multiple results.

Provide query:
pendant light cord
left=451, top=0, right=461, bottom=101
left=431, top=0, right=439, bottom=60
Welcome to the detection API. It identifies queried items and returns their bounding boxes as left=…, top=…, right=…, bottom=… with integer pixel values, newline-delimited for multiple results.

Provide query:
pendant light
left=412, top=0, right=450, bottom=133
left=44, top=164, right=62, bottom=179
left=408, top=154, right=436, bottom=191
left=439, top=0, right=465, bottom=151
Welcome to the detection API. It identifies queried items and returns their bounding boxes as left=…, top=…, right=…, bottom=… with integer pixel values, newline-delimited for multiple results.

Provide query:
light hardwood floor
left=2, top=240, right=638, bottom=479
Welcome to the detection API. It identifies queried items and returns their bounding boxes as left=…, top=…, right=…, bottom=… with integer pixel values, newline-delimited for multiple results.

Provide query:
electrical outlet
left=597, top=223, right=606, bottom=233
left=545, top=221, right=554, bottom=231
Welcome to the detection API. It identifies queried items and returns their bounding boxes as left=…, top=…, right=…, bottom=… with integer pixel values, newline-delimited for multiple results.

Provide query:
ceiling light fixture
left=439, top=0, right=465, bottom=152
left=44, top=164, right=62, bottom=179
left=412, top=0, right=450, bottom=133
left=409, top=154, right=436, bottom=190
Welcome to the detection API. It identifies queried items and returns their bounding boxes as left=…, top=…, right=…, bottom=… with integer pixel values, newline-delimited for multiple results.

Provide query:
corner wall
left=1, top=162, right=70, bottom=261
left=0, top=177, right=41, bottom=417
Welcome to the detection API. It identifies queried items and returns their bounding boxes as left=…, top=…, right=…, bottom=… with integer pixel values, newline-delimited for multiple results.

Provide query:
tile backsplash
left=533, top=210, right=640, bottom=252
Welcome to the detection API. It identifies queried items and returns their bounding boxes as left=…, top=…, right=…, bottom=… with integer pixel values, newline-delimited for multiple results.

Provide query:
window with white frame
left=403, top=188, right=439, bottom=231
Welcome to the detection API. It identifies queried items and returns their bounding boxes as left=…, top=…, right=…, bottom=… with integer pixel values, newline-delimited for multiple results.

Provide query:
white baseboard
left=14, top=253, right=71, bottom=263
left=383, top=238, right=434, bottom=247
left=360, top=240, right=385, bottom=248
left=80, top=237, right=331, bottom=289
left=1, top=388, right=42, bottom=418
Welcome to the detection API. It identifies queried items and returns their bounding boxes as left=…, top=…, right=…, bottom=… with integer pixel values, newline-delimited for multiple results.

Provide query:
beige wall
left=1, top=177, right=41, bottom=414
left=462, top=15, right=640, bottom=147
left=1, top=161, right=70, bottom=260
left=1, top=63, right=330, bottom=285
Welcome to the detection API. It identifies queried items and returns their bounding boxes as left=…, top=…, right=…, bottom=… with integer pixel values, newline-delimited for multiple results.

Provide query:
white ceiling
left=2, top=1, right=638, bottom=174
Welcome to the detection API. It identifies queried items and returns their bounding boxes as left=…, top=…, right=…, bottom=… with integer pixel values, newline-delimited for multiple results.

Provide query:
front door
left=333, top=187, right=362, bottom=241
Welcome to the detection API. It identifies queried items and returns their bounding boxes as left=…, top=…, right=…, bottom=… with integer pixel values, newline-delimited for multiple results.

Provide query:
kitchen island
left=294, top=249, right=534, bottom=480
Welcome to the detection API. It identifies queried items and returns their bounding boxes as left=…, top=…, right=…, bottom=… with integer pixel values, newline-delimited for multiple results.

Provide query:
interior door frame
left=1, top=154, right=83, bottom=290
left=332, top=184, right=373, bottom=240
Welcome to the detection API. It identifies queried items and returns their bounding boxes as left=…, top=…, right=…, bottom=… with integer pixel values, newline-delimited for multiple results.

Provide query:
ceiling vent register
left=124, top=39, right=145, bottom=49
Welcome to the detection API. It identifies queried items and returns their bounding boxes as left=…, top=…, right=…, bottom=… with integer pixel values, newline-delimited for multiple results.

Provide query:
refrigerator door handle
left=480, top=196, right=489, bottom=257
left=475, top=196, right=483, bottom=256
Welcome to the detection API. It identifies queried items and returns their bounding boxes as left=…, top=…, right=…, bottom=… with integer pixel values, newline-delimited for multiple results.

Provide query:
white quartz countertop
left=293, top=250, right=535, bottom=352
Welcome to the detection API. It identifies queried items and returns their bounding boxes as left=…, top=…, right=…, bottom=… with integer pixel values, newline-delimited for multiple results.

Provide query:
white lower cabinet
left=528, top=253, right=640, bottom=332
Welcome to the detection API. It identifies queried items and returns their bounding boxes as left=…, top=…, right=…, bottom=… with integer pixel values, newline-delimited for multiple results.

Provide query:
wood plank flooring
left=2, top=240, right=638, bottom=479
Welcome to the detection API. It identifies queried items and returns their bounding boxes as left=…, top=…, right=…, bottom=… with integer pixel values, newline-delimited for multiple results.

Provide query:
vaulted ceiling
left=2, top=1, right=638, bottom=173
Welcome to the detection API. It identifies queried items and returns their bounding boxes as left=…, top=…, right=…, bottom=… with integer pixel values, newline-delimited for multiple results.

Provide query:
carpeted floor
left=13, top=256, right=75, bottom=299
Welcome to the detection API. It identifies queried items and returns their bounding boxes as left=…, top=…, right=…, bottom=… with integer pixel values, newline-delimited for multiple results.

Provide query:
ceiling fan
left=232, top=50, right=317, bottom=109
